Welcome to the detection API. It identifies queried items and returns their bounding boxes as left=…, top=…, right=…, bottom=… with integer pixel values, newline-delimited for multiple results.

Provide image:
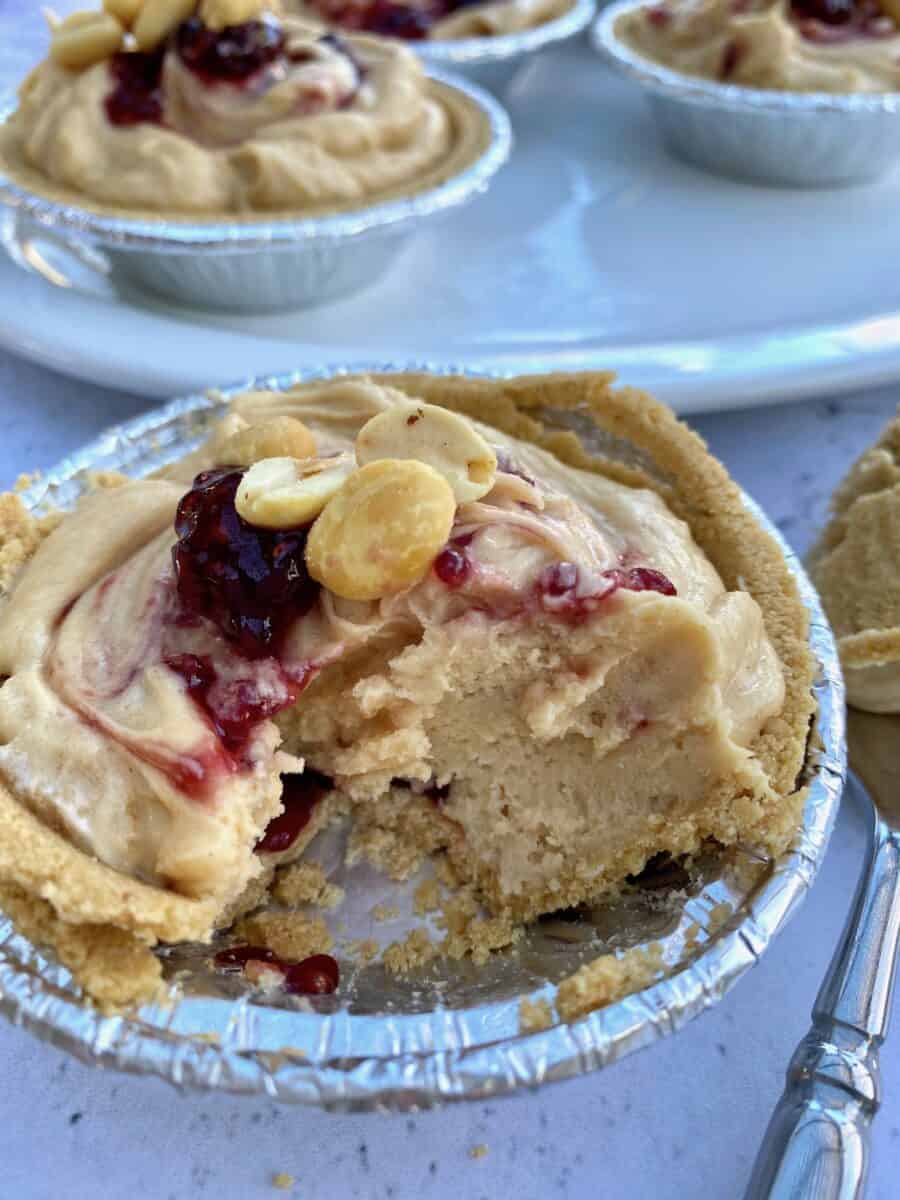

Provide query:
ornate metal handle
left=744, top=796, right=900, bottom=1200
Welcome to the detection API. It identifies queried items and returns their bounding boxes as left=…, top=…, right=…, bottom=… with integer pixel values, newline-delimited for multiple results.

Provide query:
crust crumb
left=347, top=789, right=452, bottom=881
left=345, top=938, right=379, bottom=966
left=469, top=1144, right=489, bottom=1160
left=0, top=495, right=58, bottom=595
left=519, top=997, right=554, bottom=1033
left=383, top=928, right=438, bottom=975
left=443, top=916, right=521, bottom=965
left=272, top=1172, right=295, bottom=1190
left=0, top=883, right=163, bottom=1010
left=413, top=878, right=442, bottom=915
left=234, top=912, right=332, bottom=962
left=556, top=943, right=664, bottom=1023
left=435, top=856, right=463, bottom=890
left=85, top=470, right=130, bottom=491
left=371, top=902, right=400, bottom=923
left=272, top=862, right=343, bottom=911
left=707, top=902, right=733, bottom=934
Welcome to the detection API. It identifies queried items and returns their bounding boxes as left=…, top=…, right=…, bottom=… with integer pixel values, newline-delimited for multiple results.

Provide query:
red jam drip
left=105, top=49, right=164, bottom=127
left=433, top=544, right=472, bottom=588
left=175, top=16, right=286, bottom=82
left=720, top=39, right=742, bottom=77
left=214, top=945, right=341, bottom=995
left=312, top=0, right=484, bottom=40
left=284, top=954, right=341, bottom=995
left=256, top=769, right=332, bottom=854
left=215, top=944, right=280, bottom=968
left=536, top=562, right=676, bottom=621
left=163, top=651, right=305, bottom=760
left=172, top=468, right=320, bottom=660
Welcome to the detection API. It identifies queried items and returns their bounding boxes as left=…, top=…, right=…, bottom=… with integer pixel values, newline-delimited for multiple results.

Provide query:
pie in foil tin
left=0, top=365, right=845, bottom=1110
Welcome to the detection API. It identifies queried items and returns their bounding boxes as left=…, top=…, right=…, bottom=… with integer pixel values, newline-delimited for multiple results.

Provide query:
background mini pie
left=0, top=4, right=491, bottom=216
left=616, top=0, right=900, bottom=93
left=0, top=372, right=815, bottom=1009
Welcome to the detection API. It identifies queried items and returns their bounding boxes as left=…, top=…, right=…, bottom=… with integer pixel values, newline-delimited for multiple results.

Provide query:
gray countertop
left=0, top=353, right=897, bottom=1199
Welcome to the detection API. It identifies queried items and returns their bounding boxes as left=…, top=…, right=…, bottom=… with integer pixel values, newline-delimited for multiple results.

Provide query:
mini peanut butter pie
left=0, top=373, right=814, bottom=1008
left=810, top=409, right=900, bottom=712
left=0, top=1, right=489, bottom=216
left=617, top=0, right=900, bottom=93
left=285, top=0, right=572, bottom=42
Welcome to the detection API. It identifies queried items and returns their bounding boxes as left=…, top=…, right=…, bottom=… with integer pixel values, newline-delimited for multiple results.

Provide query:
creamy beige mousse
left=288, top=0, right=571, bottom=42
left=0, top=371, right=816, bottom=1009
left=0, top=1, right=488, bottom=215
left=810, top=410, right=900, bottom=712
left=617, top=0, right=900, bottom=93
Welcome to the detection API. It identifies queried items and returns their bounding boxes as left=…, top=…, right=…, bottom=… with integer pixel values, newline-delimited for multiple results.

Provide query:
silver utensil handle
left=744, top=803, right=900, bottom=1200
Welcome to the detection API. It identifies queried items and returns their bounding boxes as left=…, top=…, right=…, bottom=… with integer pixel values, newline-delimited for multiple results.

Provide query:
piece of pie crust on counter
left=0, top=372, right=815, bottom=1009
left=809, top=408, right=900, bottom=714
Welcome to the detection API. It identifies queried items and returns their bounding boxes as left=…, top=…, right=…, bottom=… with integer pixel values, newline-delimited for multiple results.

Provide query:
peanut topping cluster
left=231, top=401, right=498, bottom=601
left=48, top=0, right=273, bottom=70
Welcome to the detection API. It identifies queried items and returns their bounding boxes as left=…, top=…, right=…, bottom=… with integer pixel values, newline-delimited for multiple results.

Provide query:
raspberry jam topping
left=256, top=770, right=332, bottom=854
left=105, top=49, right=164, bottom=127
left=175, top=16, right=286, bottom=82
left=312, top=0, right=482, bottom=39
left=215, top=945, right=341, bottom=995
left=172, top=468, right=319, bottom=660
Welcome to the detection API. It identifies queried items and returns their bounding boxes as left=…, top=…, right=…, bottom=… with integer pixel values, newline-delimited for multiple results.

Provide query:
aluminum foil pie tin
left=593, top=0, right=900, bottom=187
left=418, top=0, right=597, bottom=95
left=0, top=72, right=511, bottom=314
left=2, top=364, right=846, bottom=1111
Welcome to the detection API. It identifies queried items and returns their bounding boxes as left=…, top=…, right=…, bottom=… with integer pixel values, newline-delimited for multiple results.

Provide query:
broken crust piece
left=0, top=372, right=814, bottom=1007
left=809, top=408, right=900, bottom=712
left=555, top=943, right=665, bottom=1023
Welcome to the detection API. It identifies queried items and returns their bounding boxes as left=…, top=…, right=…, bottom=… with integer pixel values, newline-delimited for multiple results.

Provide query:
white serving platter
left=3, top=12, right=900, bottom=411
